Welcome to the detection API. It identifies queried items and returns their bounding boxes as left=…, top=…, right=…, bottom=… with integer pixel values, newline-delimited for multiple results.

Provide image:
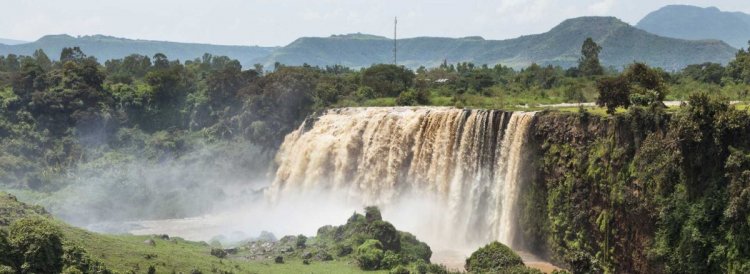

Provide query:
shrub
left=61, top=266, right=84, bottom=274
left=389, top=265, right=410, bottom=274
left=0, top=230, right=12, bottom=267
left=274, top=256, right=284, bottom=264
left=464, top=242, right=523, bottom=273
left=364, top=206, right=382, bottom=223
left=62, top=245, right=112, bottom=274
left=335, top=244, right=353, bottom=257
left=381, top=250, right=402, bottom=269
left=356, top=239, right=385, bottom=270
left=296, top=234, right=307, bottom=249
left=396, top=88, right=429, bottom=106
left=399, top=232, right=432, bottom=262
left=369, top=220, right=401, bottom=252
left=7, top=217, right=64, bottom=273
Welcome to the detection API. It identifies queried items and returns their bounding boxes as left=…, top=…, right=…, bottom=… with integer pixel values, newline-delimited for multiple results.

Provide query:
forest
left=1, top=38, right=750, bottom=273
left=1, top=40, right=749, bottom=191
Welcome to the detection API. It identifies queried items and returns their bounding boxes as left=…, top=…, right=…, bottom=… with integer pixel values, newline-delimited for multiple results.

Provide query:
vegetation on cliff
left=520, top=93, right=750, bottom=273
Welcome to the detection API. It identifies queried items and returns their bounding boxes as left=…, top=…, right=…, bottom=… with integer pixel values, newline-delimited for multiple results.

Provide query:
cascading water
left=268, top=107, right=535, bottom=250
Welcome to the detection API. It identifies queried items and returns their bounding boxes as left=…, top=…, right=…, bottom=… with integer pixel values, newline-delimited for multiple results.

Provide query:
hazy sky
left=1, top=0, right=749, bottom=46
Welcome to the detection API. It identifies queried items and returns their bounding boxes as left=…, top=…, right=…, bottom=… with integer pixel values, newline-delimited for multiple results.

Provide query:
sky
left=1, top=0, right=749, bottom=47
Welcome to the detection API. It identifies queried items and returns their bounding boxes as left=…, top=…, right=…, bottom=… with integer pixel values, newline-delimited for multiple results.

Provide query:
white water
left=268, top=107, right=536, bottom=250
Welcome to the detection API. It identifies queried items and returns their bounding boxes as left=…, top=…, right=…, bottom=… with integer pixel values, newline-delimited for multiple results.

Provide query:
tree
left=7, top=217, right=64, bottom=273
left=59, top=47, right=86, bottom=63
left=578, top=38, right=604, bottom=77
left=624, top=63, right=667, bottom=108
left=682, top=63, right=725, bottom=85
left=32, top=49, right=52, bottom=71
left=361, top=64, right=415, bottom=97
left=596, top=76, right=631, bottom=114
left=727, top=42, right=750, bottom=84
left=152, top=53, right=169, bottom=69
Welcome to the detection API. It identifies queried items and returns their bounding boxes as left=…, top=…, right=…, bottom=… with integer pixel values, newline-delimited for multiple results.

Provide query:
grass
left=0, top=192, right=381, bottom=274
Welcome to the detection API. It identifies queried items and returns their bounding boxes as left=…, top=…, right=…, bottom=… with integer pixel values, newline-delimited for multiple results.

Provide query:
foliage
left=596, top=76, right=631, bottom=114
left=7, top=216, right=64, bottom=273
left=578, top=38, right=604, bottom=77
left=464, top=241, right=523, bottom=273
left=361, top=64, right=415, bottom=97
left=356, top=239, right=385, bottom=270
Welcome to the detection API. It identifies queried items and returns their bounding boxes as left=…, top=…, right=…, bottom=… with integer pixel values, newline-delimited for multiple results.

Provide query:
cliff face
left=520, top=104, right=750, bottom=273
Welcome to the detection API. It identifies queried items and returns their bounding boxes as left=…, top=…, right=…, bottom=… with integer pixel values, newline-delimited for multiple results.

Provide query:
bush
left=0, top=230, right=12, bottom=267
left=364, top=206, right=382, bottom=223
left=389, top=265, right=410, bottom=274
left=381, top=250, right=402, bottom=269
left=400, top=232, right=432, bottom=262
left=0, top=265, right=14, bottom=274
left=368, top=220, right=401, bottom=252
left=335, top=244, right=353, bottom=257
left=7, top=217, right=64, bottom=273
left=296, top=234, right=307, bottom=249
left=396, top=88, right=430, bottom=106
left=274, top=256, right=284, bottom=264
left=62, top=245, right=112, bottom=274
left=356, top=239, right=385, bottom=270
left=464, top=242, right=523, bottom=273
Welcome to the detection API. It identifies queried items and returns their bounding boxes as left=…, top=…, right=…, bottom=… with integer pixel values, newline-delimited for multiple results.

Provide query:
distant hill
left=0, top=17, right=739, bottom=71
left=0, top=34, right=277, bottom=68
left=637, top=5, right=750, bottom=49
left=262, top=17, right=737, bottom=71
left=0, top=38, right=28, bottom=45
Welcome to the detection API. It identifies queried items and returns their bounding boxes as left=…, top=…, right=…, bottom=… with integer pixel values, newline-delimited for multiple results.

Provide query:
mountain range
left=0, top=34, right=276, bottom=68
left=1, top=5, right=747, bottom=71
left=0, top=38, right=27, bottom=45
left=261, top=17, right=735, bottom=70
left=637, top=5, right=750, bottom=49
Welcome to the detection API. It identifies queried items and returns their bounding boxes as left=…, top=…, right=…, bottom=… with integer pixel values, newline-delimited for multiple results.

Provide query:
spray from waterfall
left=268, top=107, right=535, bottom=250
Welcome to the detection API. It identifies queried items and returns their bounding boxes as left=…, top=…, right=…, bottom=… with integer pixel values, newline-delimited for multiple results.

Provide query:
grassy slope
left=0, top=193, right=381, bottom=273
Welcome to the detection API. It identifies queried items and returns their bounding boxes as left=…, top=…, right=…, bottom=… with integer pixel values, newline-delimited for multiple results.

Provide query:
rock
left=316, top=251, right=333, bottom=261
left=302, top=252, right=313, bottom=259
left=210, top=248, right=227, bottom=258
left=143, top=239, right=156, bottom=246
left=224, top=248, right=238, bottom=255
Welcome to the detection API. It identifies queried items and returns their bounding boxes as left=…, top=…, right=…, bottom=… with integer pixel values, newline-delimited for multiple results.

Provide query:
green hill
left=0, top=193, right=454, bottom=273
left=263, top=16, right=737, bottom=70
left=637, top=5, right=750, bottom=49
left=0, top=34, right=277, bottom=68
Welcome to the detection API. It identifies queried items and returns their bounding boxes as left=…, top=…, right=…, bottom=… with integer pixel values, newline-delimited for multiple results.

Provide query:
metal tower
left=393, top=17, right=397, bottom=65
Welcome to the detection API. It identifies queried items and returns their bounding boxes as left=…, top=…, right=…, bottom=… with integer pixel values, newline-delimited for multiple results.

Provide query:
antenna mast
left=393, top=17, right=397, bottom=65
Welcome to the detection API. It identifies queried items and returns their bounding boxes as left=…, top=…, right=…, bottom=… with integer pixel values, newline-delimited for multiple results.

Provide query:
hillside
left=262, top=17, right=737, bottom=70
left=637, top=5, right=750, bottom=49
left=0, top=34, right=276, bottom=68
left=0, top=192, right=393, bottom=273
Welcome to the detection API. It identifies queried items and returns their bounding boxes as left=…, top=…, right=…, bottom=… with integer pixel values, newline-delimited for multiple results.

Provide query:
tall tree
left=32, top=49, right=52, bottom=70
left=59, top=47, right=86, bottom=63
left=579, top=38, right=604, bottom=77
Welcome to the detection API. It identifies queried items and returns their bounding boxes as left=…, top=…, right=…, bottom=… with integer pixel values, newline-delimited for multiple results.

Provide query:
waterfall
left=268, top=107, right=535, bottom=249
